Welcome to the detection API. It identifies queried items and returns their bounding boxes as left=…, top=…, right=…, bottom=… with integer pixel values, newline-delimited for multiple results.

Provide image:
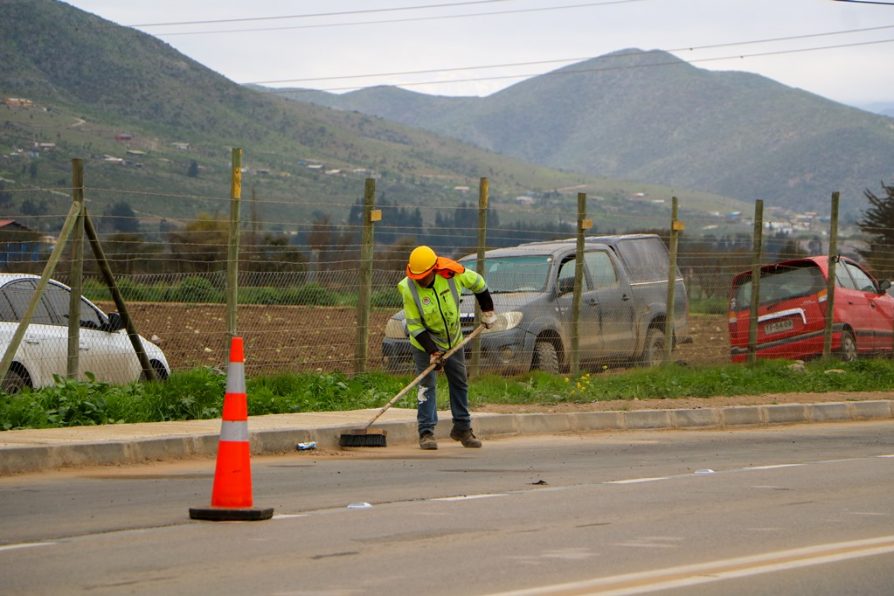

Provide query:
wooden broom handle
left=364, top=325, right=485, bottom=429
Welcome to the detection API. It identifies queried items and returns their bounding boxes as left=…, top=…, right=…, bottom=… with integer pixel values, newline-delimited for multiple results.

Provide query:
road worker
left=398, top=245, right=497, bottom=450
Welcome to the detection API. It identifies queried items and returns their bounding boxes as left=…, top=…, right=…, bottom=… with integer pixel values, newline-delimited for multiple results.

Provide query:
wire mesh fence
left=2, top=162, right=893, bottom=389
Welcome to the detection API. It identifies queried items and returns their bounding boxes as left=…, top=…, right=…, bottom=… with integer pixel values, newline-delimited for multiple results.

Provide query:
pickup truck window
left=557, top=257, right=589, bottom=292
left=585, top=251, right=618, bottom=288
left=615, top=237, right=668, bottom=283
left=461, top=255, right=551, bottom=292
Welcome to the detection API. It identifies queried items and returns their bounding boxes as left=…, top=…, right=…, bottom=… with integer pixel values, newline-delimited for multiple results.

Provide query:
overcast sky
left=63, top=0, right=894, bottom=107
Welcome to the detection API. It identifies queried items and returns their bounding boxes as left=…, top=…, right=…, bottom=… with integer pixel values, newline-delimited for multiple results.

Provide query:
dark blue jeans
left=412, top=346, right=471, bottom=436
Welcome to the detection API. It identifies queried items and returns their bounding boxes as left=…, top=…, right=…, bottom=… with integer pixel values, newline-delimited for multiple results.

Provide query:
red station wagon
left=728, top=256, right=894, bottom=362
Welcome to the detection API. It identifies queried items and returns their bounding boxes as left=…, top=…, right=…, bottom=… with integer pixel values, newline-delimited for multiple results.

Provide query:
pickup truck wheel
left=532, top=341, right=560, bottom=374
left=640, top=327, right=667, bottom=367
left=837, top=330, right=858, bottom=362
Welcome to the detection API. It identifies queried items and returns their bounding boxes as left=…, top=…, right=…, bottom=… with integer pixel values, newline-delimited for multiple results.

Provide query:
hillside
left=274, top=49, right=894, bottom=218
left=0, top=1, right=747, bottom=243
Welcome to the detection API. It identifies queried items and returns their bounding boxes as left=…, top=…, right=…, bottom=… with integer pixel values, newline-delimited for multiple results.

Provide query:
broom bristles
left=339, top=429, right=387, bottom=447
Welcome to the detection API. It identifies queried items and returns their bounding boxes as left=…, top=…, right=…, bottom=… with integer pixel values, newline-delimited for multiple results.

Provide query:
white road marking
left=744, top=463, right=805, bottom=470
left=614, top=537, right=682, bottom=550
left=0, top=542, right=55, bottom=553
left=432, top=493, right=507, bottom=501
left=604, top=477, right=669, bottom=485
left=272, top=513, right=308, bottom=520
left=487, top=535, right=894, bottom=596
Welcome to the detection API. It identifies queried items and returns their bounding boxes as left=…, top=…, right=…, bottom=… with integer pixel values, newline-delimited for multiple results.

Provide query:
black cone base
left=189, top=506, right=274, bottom=521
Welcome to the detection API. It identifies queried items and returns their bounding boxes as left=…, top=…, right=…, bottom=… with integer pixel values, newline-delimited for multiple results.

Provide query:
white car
left=0, top=273, right=170, bottom=393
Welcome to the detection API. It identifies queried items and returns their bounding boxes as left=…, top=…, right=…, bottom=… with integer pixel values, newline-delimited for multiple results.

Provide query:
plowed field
left=101, top=303, right=730, bottom=376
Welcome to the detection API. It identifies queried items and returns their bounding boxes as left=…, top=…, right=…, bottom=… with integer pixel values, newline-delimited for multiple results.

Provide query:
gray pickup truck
left=381, top=234, right=690, bottom=373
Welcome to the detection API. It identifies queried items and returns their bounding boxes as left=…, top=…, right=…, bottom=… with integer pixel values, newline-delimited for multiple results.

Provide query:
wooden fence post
left=747, top=200, right=764, bottom=366
left=354, top=178, right=378, bottom=373
left=664, top=196, right=681, bottom=364
left=67, top=159, right=85, bottom=379
left=227, top=148, right=242, bottom=338
left=571, top=193, right=589, bottom=375
left=83, top=211, right=156, bottom=380
left=471, top=177, right=488, bottom=377
left=822, top=191, right=840, bottom=359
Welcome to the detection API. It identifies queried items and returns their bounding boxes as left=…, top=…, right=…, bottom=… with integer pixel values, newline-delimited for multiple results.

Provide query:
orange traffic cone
left=189, top=336, right=273, bottom=521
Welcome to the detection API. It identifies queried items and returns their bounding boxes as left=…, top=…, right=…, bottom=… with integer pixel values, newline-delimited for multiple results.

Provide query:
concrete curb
left=1, top=401, right=891, bottom=476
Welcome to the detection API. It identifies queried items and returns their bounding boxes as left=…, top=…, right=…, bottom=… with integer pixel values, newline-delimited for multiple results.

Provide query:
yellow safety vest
left=398, top=268, right=487, bottom=351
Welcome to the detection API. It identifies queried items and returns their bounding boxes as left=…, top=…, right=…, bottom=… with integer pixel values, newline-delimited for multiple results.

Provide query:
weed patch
left=2, top=359, right=893, bottom=430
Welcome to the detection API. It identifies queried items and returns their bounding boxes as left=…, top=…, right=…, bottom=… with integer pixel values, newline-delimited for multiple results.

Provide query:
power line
left=260, top=37, right=894, bottom=93
left=834, top=1, right=894, bottom=5
left=245, top=23, right=894, bottom=85
left=145, top=0, right=650, bottom=36
left=131, top=0, right=513, bottom=27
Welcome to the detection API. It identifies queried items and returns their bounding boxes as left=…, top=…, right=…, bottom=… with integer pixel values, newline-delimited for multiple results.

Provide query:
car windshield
left=460, top=255, right=552, bottom=293
left=733, top=263, right=825, bottom=311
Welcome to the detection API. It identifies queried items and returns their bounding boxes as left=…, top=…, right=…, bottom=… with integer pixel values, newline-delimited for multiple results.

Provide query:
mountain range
left=273, top=48, right=894, bottom=219
left=1, top=0, right=889, bottom=243
left=2, top=0, right=747, bottom=241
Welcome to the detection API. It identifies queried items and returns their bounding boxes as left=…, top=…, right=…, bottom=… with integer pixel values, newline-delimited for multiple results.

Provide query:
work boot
left=450, top=428, right=482, bottom=448
left=419, top=432, right=438, bottom=450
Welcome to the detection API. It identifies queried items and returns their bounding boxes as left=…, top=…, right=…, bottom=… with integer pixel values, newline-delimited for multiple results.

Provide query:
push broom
left=339, top=324, right=485, bottom=447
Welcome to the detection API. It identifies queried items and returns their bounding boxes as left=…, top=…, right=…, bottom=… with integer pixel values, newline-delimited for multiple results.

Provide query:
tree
left=167, top=214, right=228, bottom=272
left=187, top=160, right=199, bottom=178
left=102, top=201, right=140, bottom=233
left=20, top=198, right=48, bottom=217
left=0, top=183, right=12, bottom=209
left=857, top=181, right=894, bottom=279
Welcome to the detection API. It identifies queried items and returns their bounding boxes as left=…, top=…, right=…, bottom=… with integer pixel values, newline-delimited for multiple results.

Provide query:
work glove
left=481, top=311, right=498, bottom=329
left=429, top=351, right=444, bottom=371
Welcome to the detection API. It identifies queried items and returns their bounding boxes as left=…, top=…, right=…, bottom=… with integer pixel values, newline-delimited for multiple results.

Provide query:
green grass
left=2, top=358, right=893, bottom=430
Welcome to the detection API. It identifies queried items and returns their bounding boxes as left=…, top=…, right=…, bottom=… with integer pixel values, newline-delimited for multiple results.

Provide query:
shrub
left=293, top=283, right=338, bottom=306
left=168, top=276, right=223, bottom=303
left=371, top=288, right=402, bottom=307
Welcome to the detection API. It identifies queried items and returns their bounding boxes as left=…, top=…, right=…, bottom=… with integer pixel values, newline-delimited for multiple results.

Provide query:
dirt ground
left=105, top=304, right=730, bottom=373
left=104, top=304, right=890, bottom=410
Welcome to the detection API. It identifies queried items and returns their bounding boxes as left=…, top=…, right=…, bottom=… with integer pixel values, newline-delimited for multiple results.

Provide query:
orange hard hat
left=407, top=245, right=438, bottom=279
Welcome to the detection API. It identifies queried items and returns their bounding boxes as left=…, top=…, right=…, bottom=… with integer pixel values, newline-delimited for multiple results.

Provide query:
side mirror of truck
left=879, top=279, right=891, bottom=294
left=558, top=277, right=575, bottom=295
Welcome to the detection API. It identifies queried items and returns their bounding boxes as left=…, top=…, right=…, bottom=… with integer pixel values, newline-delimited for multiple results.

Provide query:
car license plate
left=764, top=319, right=794, bottom=334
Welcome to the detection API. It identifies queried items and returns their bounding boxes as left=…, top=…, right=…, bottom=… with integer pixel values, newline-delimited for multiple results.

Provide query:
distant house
left=3, top=97, right=33, bottom=108
left=0, top=220, right=45, bottom=266
left=115, top=133, right=133, bottom=142
left=171, top=142, right=190, bottom=150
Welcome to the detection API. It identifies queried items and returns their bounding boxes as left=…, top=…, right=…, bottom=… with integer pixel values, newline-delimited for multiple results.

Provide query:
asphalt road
left=1, top=422, right=893, bottom=595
